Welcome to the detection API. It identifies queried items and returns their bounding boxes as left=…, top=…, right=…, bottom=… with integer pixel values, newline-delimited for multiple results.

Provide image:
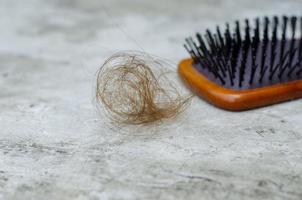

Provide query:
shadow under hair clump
left=96, top=52, right=192, bottom=125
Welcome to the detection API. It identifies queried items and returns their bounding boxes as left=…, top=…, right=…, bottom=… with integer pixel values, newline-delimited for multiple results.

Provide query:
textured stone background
left=1, top=0, right=302, bottom=199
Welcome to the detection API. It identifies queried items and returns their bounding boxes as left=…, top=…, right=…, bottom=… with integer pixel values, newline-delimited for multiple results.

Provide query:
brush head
left=184, top=16, right=302, bottom=90
left=179, top=15, right=302, bottom=111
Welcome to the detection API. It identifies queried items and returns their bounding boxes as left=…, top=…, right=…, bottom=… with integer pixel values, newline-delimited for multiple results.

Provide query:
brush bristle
left=184, top=16, right=302, bottom=90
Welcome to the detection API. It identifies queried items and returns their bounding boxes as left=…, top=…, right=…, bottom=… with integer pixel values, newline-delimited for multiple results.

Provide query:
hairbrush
left=179, top=16, right=302, bottom=111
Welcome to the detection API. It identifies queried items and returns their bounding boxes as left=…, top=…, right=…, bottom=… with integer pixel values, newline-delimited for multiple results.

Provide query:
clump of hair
left=96, top=52, right=192, bottom=125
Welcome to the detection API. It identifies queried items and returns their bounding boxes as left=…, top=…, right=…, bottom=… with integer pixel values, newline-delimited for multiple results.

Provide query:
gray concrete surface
left=1, top=0, right=302, bottom=199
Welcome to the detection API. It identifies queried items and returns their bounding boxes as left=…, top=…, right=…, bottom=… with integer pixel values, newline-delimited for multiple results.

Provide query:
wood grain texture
left=178, top=58, right=302, bottom=111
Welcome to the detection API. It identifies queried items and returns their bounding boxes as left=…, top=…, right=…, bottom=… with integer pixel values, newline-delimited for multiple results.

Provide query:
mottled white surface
left=1, top=0, right=302, bottom=199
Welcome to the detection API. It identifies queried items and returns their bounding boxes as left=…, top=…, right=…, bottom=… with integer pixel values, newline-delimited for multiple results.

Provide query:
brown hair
left=96, top=52, right=192, bottom=125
